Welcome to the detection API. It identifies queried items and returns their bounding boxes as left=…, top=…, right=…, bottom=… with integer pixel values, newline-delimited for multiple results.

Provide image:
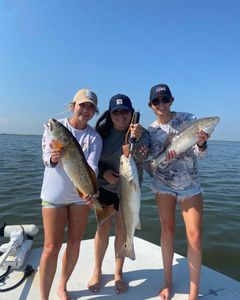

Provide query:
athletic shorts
left=41, top=200, right=85, bottom=208
left=98, top=186, right=120, bottom=211
left=151, top=179, right=202, bottom=201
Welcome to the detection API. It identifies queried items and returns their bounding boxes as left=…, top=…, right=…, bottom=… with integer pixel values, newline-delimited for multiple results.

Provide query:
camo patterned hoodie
left=148, top=112, right=207, bottom=190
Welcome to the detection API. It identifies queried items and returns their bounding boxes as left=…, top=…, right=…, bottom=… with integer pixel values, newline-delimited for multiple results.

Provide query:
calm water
left=0, top=134, right=239, bottom=281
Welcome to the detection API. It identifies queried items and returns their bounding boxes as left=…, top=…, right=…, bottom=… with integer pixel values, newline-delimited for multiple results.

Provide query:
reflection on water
left=0, top=135, right=239, bottom=281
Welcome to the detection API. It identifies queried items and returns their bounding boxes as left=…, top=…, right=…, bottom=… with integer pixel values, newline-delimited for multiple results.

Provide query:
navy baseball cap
left=149, top=84, right=173, bottom=103
left=109, top=94, right=133, bottom=112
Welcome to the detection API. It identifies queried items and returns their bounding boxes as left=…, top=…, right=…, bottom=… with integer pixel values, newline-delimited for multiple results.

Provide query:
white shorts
left=151, top=179, right=202, bottom=201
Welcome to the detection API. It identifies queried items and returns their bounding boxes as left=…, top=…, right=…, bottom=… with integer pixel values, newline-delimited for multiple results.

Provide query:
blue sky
left=0, top=0, right=239, bottom=141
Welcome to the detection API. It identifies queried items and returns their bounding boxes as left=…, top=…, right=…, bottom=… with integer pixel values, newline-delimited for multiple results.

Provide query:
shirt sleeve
left=193, top=144, right=208, bottom=159
left=42, top=128, right=54, bottom=167
left=86, top=134, right=103, bottom=176
left=132, top=129, right=150, bottom=162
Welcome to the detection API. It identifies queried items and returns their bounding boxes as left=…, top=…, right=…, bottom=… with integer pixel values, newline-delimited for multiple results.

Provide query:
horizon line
left=0, top=133, right=239, bottom=143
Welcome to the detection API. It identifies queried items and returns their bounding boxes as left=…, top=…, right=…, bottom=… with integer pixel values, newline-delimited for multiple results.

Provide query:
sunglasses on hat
left=151, top=97, right=171, bottom=106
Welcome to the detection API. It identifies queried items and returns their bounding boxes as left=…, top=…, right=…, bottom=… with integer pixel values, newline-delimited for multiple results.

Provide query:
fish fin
left=87, top=165, right=98, bottom=187
left=75, top=175, right=114, bottom=227
left=135, top=219, right=141, bottom=230
left=76, top=188, right=85, bottom=199
left=94, top=202, right=116, bottom=226
left=151, top=150, right=168, bottom=172
left=132, top=180, right=138, bottom=191
left=175, top=122, right=192, bottom=135
left=117, top=241, right=135, bottom=260
left=142, top=161, right=154, bottom=177
left=150, top=160, right=157, bottom=176
left=43, top=123, right=49, bottom=130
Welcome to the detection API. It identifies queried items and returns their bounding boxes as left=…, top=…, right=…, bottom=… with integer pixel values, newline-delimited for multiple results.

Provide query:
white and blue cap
left=109, top=94, right=133, bottom=112
left=72, top=89, right=98, bottom=107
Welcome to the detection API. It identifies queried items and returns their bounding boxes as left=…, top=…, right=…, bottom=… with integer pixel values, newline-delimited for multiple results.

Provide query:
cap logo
left=116, top=99, right=123, bottom=105
left=156, top=87, right=166, bottom=92
left=86, top=90, right=92, bottom=99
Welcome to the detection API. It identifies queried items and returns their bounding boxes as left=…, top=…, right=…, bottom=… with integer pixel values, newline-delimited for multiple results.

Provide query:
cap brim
left=74, top=98, right=97, bottom=107
left=149, top=95, right=172, bottom=103
left=110, top=105, right=132, bottom=112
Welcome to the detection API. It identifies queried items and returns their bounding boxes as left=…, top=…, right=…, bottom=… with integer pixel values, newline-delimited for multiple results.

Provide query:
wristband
left=197, top=141, right=207, bottom=151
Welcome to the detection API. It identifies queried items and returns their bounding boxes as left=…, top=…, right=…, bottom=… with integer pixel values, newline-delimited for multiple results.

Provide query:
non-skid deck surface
left=1, top=237, right=240, bottom=299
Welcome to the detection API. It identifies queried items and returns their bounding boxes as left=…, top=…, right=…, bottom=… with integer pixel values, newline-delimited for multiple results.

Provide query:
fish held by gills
left=151, top=116, right=220, bottom=170
left=46, top=118, right=115, bottom=226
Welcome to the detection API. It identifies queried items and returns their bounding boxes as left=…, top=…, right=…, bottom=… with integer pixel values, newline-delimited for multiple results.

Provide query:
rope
left=0, top=265, right=34, bottom=292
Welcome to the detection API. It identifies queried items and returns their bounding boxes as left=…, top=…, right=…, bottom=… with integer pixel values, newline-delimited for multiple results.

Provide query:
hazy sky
left=0, top=0, right=239, bottom=141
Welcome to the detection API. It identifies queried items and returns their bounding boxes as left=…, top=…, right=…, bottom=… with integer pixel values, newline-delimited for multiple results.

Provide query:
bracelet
left=197, top=141, right=207, bottom=151
left=50, top=157, right=58, bottom=165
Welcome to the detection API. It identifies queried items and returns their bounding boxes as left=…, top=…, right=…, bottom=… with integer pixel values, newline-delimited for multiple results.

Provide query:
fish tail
left=95, top=205, right=116, bottom=226
left=151, top=152, right=166, bottom=173
left=136, top=218, right=141, bottom=230
left=117, top=240, right=135, bottom=260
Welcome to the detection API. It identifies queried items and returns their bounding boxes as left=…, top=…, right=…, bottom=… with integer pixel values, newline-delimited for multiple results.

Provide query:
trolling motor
left=0, top=223, right=38, bottom=292
left=0, top=223, right=38, bottom=270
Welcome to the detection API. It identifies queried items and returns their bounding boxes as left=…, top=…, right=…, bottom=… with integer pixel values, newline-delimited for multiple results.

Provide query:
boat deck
left=1, top=236, right=240, bottom=299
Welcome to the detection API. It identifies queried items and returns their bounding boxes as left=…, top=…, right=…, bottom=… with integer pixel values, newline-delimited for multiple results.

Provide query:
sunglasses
left=151, top=97, right=171, bottom=106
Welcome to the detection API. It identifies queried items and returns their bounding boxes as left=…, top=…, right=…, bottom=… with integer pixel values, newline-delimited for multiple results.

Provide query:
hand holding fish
left=103, top=169, right=119, bottom=184
left=50, top=140, right=63, bottom=164
left=83, top=191, right=99, bottom=208
left=129, top=123, right=143, bottom=140
left=165, top=149, right=176, bottom=161
left=165, top=130, right=210, bottom=161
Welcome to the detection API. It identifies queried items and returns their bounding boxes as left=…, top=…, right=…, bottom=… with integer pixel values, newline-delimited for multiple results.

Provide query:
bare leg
left=180, top=194, right=203, bottom=300
left=156, top=192, right=176, bottom=300
left=88, top=217, right=113, bottom=292
left=39, top=207, right=68, bottom=300
left=57, top=204, right=90, bottom=300
left=114, top=210, right=128, bottom=294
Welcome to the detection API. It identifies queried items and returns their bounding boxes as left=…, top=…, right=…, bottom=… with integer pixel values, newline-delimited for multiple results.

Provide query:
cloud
left=0, top=116, right=9, bottom=123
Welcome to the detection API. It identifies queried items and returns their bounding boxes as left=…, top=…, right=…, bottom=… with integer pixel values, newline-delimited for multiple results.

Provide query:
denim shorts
left=151, top=179, right=202, bottom=201
left=41, top=200, right=85, bottom=208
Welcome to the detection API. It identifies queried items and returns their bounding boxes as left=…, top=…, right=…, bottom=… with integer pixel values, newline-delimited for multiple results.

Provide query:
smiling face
left=110, top=109, right=132, bottom=131
left=70, top=102, right=96, bottom=129
left=150, top=96, right=174, bottom=118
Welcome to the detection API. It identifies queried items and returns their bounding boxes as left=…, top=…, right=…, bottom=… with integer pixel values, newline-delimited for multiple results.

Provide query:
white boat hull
left=1, top=237, right=240, bottom=299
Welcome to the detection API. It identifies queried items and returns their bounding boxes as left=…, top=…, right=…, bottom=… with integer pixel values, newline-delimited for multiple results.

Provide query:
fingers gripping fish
left=45, top=118, right=115, bottom=226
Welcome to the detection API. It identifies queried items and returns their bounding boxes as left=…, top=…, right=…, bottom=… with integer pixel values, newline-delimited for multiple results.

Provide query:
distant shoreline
left=0, top=133, right=239, bottom=143
left=0, top=133, right=42, bottom=137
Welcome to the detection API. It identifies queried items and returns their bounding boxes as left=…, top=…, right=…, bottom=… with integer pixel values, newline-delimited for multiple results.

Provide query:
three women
left=40, top=85, right=211, bottom=300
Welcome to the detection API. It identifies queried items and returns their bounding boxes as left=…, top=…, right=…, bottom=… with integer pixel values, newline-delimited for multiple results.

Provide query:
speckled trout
left=118, top=154, right=141, bottom=260
left=46, top=118, right=115, bottom=226
left=151, top=116, right=220, bottom=170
